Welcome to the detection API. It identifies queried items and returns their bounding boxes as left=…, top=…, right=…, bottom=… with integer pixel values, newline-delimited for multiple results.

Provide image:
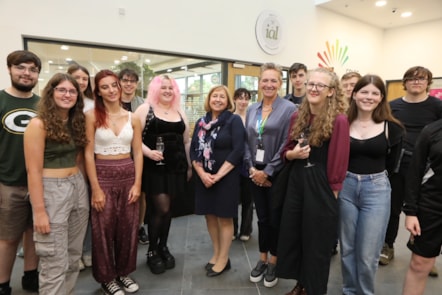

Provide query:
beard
left=11, top=79, right=37, bottom=92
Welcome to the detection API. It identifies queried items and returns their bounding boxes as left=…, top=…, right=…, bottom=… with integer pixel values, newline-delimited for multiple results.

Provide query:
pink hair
left=146, top=75, right=181, bottom=111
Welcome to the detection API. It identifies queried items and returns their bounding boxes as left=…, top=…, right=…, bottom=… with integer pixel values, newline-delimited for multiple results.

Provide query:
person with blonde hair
left=245, top=63, right=296, bottom=288
left=190, top=85, right=245, bottom=277
left=277, top=68, right=350, bottom=295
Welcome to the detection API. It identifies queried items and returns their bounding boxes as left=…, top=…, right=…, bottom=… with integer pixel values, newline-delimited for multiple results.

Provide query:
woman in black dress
left=134, top=75, right=192, bottom=275
left=190, top=85, right=245, bottom=277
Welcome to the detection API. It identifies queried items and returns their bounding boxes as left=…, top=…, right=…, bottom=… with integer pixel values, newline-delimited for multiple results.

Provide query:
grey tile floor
left=10, top=212, right=441, bottom=294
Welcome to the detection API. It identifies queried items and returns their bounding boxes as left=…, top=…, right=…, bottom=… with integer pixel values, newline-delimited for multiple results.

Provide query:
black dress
left=189, top=112, right=245, bottom=218
left=142, top=115, right=192, bottom=217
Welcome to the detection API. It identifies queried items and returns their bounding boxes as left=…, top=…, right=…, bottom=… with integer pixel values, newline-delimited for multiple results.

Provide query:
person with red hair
left=85, top=70, right=142, bottom=295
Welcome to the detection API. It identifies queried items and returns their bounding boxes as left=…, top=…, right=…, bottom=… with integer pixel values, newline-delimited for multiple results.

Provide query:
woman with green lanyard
left=244, top=63, right=296, bottom=288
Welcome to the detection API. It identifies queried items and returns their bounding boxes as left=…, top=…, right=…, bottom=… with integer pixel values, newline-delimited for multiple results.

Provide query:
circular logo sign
left=255, top=10, right=285, bottom=55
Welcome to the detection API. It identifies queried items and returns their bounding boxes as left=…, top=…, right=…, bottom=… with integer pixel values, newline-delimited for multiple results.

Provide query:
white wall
left=0, top=0, right=440, bottom=87
left=382, top=19, right=442, bottom=80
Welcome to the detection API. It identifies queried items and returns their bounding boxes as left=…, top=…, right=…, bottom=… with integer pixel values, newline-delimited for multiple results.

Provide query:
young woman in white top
left=84, top=70, right=142, bottom=295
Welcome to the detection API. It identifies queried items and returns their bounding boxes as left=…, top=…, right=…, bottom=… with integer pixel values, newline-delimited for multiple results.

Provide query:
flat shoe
left=206, top=259, right=231, bottom=277
left=205, top=262, right=215, bottom=271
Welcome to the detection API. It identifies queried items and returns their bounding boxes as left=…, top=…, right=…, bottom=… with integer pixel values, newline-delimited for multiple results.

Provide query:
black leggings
left=147, top=193, right=172, bottom=251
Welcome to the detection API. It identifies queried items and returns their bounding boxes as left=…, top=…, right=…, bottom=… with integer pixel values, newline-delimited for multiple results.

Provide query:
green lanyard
left=256, top=112, right=269, bottom=140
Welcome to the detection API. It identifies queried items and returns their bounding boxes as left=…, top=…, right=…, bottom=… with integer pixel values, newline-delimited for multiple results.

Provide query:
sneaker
left=379, top=243, right=394, bottom=265
left=429, top=265, right=439, bottom=277
left=147, top=250, right=166, bottom=274
left=263, top=263, right=278, bottom=287
left=0, top=286, right=12, bottom=295
left=102, top=280, right=124, bottom=295
left=250, top=260, right=267, bottom=283
left=117, top=276, right=139, bottom=293
left=138, top=225, right=149, bottom=245
left=158, top=246, right=175, bottom=269
left=22, top=271, right=39, bottom=292
left=82, top=254, right=92, bottom=267
left=240, top=235, right=250, bottom=242
left=79, top=259, right=85, bottom=271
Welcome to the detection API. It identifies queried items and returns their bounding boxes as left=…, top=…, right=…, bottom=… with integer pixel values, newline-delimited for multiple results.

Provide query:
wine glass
left=298, top=132, right=314, bottom=168
left=156, top=136, right=165, bottom=166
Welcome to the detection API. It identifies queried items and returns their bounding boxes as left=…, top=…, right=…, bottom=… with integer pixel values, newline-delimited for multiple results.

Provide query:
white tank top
left=94, top=112, right=133, bottom=155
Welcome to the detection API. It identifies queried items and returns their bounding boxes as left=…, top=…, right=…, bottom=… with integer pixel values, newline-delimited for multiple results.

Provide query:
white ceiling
left=316, top=0, right=442, bottom=29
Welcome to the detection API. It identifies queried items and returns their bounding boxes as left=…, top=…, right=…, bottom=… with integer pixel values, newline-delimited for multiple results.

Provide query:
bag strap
left=142, top=105, right=154, bottom=141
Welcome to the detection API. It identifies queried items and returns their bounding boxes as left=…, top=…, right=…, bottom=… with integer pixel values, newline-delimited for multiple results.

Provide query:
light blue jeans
left=338, top=171, right=391, bottom=295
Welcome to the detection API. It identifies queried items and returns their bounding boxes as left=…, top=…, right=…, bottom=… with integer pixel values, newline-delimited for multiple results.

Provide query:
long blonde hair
left=290, top=68, right=348, bottom=146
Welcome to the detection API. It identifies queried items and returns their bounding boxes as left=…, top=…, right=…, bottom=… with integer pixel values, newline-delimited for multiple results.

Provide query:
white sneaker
left=82, top=254, right=92, bottom=267
left=117, top=276, right=139, bottom=293
left=240, top=235, right=250, bottom=241
left=79, top=259, right=85, bottom=271
left=102, top=280, right=124, bottom=295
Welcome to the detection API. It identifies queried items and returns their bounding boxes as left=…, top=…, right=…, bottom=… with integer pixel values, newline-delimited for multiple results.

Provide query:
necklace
left=107, top=110, right=123, bottom=127
left=157, top=106, right=172, bottom=115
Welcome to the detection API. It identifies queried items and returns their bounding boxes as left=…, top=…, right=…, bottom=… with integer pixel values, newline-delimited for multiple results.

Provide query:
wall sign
left=255, top=10, right=285, bottom=55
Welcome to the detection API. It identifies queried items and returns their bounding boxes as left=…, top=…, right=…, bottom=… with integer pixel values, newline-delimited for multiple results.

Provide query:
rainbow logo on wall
left=317, top=40, right=349, bottom=69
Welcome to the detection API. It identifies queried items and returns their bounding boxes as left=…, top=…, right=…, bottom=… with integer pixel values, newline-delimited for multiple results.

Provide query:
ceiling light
left=65, top=58, right=72, bottom=62
left=114, top=60, right=120, bottom=64
left=167, top=69, right=172, bottom=72
left=48, top=60, right=53, bottom=64
left=60, top=45, right=69, bottom=50
left=375, top=1, right=387, bottom=7
left=121, top=55, right=128, bottom=61
left=401, top=11, right=412, bottom=17
left=145, top=59, right=151, bottom=63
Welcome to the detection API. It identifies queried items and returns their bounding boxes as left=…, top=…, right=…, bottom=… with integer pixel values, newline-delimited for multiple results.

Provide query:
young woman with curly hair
left=276, top=68, right=350, bottom=295
left=24, top=73, right=89, bottom=295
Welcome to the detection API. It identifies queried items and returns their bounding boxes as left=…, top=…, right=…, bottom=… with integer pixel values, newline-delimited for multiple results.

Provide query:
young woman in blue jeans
left=338, top=74, right=404, bottom=295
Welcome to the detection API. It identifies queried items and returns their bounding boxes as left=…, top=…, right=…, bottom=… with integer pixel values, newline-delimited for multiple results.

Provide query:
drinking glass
left=298, top=132, right=314, bottom=168
left=156, top=136, right=165, bottom=165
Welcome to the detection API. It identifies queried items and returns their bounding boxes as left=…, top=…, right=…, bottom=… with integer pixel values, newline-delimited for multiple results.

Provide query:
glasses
left=305, top=82, right=332, bottom=91
left=120, top=78, right=137, bottom=84
left=12, top=65, right=39, bottom=74
left=54, top=87, right=78, bottom=96
left=406, top=77, right=428, bottom=84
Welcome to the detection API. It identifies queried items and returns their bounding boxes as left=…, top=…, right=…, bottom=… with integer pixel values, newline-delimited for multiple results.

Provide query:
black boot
left=159, top=246, right=175, bottom=269
left=147, top=250, right=166, bottom=274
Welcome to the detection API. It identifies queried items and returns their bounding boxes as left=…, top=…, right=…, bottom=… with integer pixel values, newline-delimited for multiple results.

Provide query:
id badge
left=256, top=149, right=265, bottom=162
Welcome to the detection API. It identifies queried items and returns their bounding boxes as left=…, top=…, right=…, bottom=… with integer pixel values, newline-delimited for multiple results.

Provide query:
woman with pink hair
left=134, top=75, right=192, bottom=274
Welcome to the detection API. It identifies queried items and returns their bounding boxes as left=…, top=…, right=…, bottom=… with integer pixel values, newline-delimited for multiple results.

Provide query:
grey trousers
left=34, top=172, right=89, bottom=295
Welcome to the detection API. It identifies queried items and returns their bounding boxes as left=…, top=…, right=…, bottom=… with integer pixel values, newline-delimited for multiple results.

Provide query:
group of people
left=0, top=49, right=441, bottom=295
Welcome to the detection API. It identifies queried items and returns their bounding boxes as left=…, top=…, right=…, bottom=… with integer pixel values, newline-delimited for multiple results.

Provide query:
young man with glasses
left=0, top=50, right=41, bottom=295
left=118, top=68, right=148, bottom=245
left=381, top=66, right=442, bottom=278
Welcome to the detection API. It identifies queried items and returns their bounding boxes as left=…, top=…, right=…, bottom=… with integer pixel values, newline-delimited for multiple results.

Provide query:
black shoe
left=158, top=246, right=175, bottom=269
left=138, top=226, right=149, bottom=245
left=0, top=286, right=12, bottom=295
left=147, top=250, right=166, bottom=274
left=206, top=259, right=231, bottom=277
left=205, top=262, right=215, bottom=271
left=22, top=272, right=39, bottom=292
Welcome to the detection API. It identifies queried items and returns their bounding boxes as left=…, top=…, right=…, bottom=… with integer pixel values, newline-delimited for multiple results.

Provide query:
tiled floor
left=10, top=212, right=441, bottom=294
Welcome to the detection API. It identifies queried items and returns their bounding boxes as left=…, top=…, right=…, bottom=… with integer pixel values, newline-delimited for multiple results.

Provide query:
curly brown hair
left=37, top=73, right=87, bottom=147
left=290, top=68, right=348, bottom=146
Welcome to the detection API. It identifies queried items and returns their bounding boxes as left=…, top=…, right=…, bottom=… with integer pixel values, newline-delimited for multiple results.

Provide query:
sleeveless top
left=95, top=112, right=133, bottom=155
left=44, top=139, right=77, bottom=168
left=348, top=130, right=388, bottom=174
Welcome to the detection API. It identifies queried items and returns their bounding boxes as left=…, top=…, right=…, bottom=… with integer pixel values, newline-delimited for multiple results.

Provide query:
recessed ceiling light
left=65, top=58, right=72, bottom=62
left=60, top=45, right=69, bottom=50
left=401, top=11, right=412, bottom=17
left=121, top=55, right=128, bottom=61
left=145, top=59, right=151, bottom=63
left=167, top=69, right=172, bottom=72
left=114, top=60, right=120, bottom=64
left=375, top=1, right=387, bottom=7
